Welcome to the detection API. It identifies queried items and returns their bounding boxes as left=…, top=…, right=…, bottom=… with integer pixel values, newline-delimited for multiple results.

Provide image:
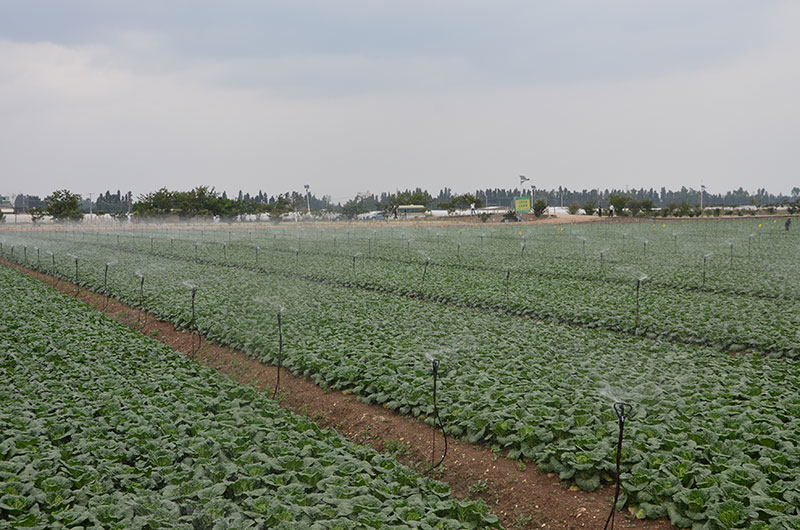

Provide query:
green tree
left=608, top=193, right=629, bottom=216
left=581, top=199, right=597, bottom=215
left=29, top=207, right=46, bottom=224
left=532, top=199, right=548, bottom=217
left=45, top=190, right=83, bottom=221
left=133, top=188, right=175, bottom=216
left=266, top=194, right=294, bottom=221
left=340, top=195, right=370, bottom=219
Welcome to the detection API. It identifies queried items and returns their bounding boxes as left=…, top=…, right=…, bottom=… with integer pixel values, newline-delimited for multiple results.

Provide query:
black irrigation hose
left=604, top=401, right=632, bottom=530
left=424, top=359, right=448, bottom=476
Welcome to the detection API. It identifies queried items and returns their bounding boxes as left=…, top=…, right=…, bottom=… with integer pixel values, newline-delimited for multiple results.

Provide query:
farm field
left=0, top=264, right=498, bottom=529
left=2, top=218, right=799, bottom=529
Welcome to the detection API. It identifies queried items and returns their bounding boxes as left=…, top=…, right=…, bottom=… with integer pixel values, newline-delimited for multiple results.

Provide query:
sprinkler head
left=431, top=358, right=440, bottom=375
left=613, top=401, right=632, bottom=422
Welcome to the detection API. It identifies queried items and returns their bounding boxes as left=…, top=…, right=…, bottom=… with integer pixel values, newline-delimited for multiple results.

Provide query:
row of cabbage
left=0, top=265, right=499, bottom=529
left=78, top=216, right=799, bottom=298
left=2, top=235, right=799, bottom=527
left=13, top=223, right=798, bottom=356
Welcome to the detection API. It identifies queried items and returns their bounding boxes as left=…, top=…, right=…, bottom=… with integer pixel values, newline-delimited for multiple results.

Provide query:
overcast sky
left=1, top=1, right=798, bottom=203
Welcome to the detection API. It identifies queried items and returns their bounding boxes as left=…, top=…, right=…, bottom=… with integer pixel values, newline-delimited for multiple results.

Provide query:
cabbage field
left=1, top=218, right=799, bottom=529
left=0, top=264, right=498, bottom=529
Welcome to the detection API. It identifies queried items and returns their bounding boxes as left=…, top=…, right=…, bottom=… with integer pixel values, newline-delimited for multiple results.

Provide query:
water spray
left=603, top=401, right=632, bottom=530
left=424, top=357, right=447, bottom=475
left=272, top=308, right=283, bottom=400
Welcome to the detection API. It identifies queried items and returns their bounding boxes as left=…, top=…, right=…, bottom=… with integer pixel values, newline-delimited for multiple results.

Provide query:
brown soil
left=2, top=257, right=674, bottom=530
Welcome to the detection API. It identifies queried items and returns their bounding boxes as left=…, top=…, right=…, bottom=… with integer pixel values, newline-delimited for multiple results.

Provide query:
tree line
left=5, top=184, right=798, bottom=222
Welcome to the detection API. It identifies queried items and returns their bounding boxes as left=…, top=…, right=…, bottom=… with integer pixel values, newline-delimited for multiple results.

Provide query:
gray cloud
left=0, top=1, right=797, bottom=201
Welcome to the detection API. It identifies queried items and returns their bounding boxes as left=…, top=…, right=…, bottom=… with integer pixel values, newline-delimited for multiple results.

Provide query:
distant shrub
left=567, top=201, right=580, bottom=215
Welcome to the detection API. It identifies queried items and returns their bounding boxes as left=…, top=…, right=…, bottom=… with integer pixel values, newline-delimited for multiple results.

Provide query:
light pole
left=520, top=175, right=530, bottom=210
left=304, top=184, right=311, bottom=215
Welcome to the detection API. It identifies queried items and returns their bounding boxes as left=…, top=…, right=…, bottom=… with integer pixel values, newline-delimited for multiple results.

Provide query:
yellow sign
left=515, top=196, right=531, bottom=213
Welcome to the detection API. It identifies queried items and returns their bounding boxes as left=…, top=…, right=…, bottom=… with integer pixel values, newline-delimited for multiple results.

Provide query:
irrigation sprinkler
left=702, top=253, right=712, bottom=288
left=272, top=309, right=283, bottom=400
left=603, top=401, right=632, bottom=530
left=194, top=242, right=199, bottom=262
left=643, top=240, right=648, bottom=258
left=368, top=237, right=372, bottom=258
left=520, top=242, right=526, bottom=259
left=222, top=243, right=228, bottom=264
left=457, top=242, right=462, bottom=261
left=424, top=357, right=447, bottom=475
left=23, top=246, right=27, bottom=264
left=421, top=256, right=431, bottom=287
left=406, top=240, right=411, bottom=262
left=117, top=234, right=120, bottom=247
left=728, top=240, right=734, bottom=267
left=184, top=282, right=201, bottom=355
left=480, top=234, right=484, bottom=250
left=352, top=253, right=361, bottom=283
left=170, top=238, right=174, bottom=252
left=748, top=233, right=754, bottom=258
left=35, top=248, right=40, bottom=269
left=504, top=269, right=510, bottom=301
left=599, top=248, right=609, bottom=274
left=581, top=237, right=587, bottom=260
left=136, top=271, right=147, bottom=328
left=255, top=246, right=260, bottom=266
left=102, top=262, right=112, bottom=309
left=150, top=237, right=154, bottom=253
left=67, top=254, right=80, bottom=293
left=634, top=275, right=647, bottom=334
